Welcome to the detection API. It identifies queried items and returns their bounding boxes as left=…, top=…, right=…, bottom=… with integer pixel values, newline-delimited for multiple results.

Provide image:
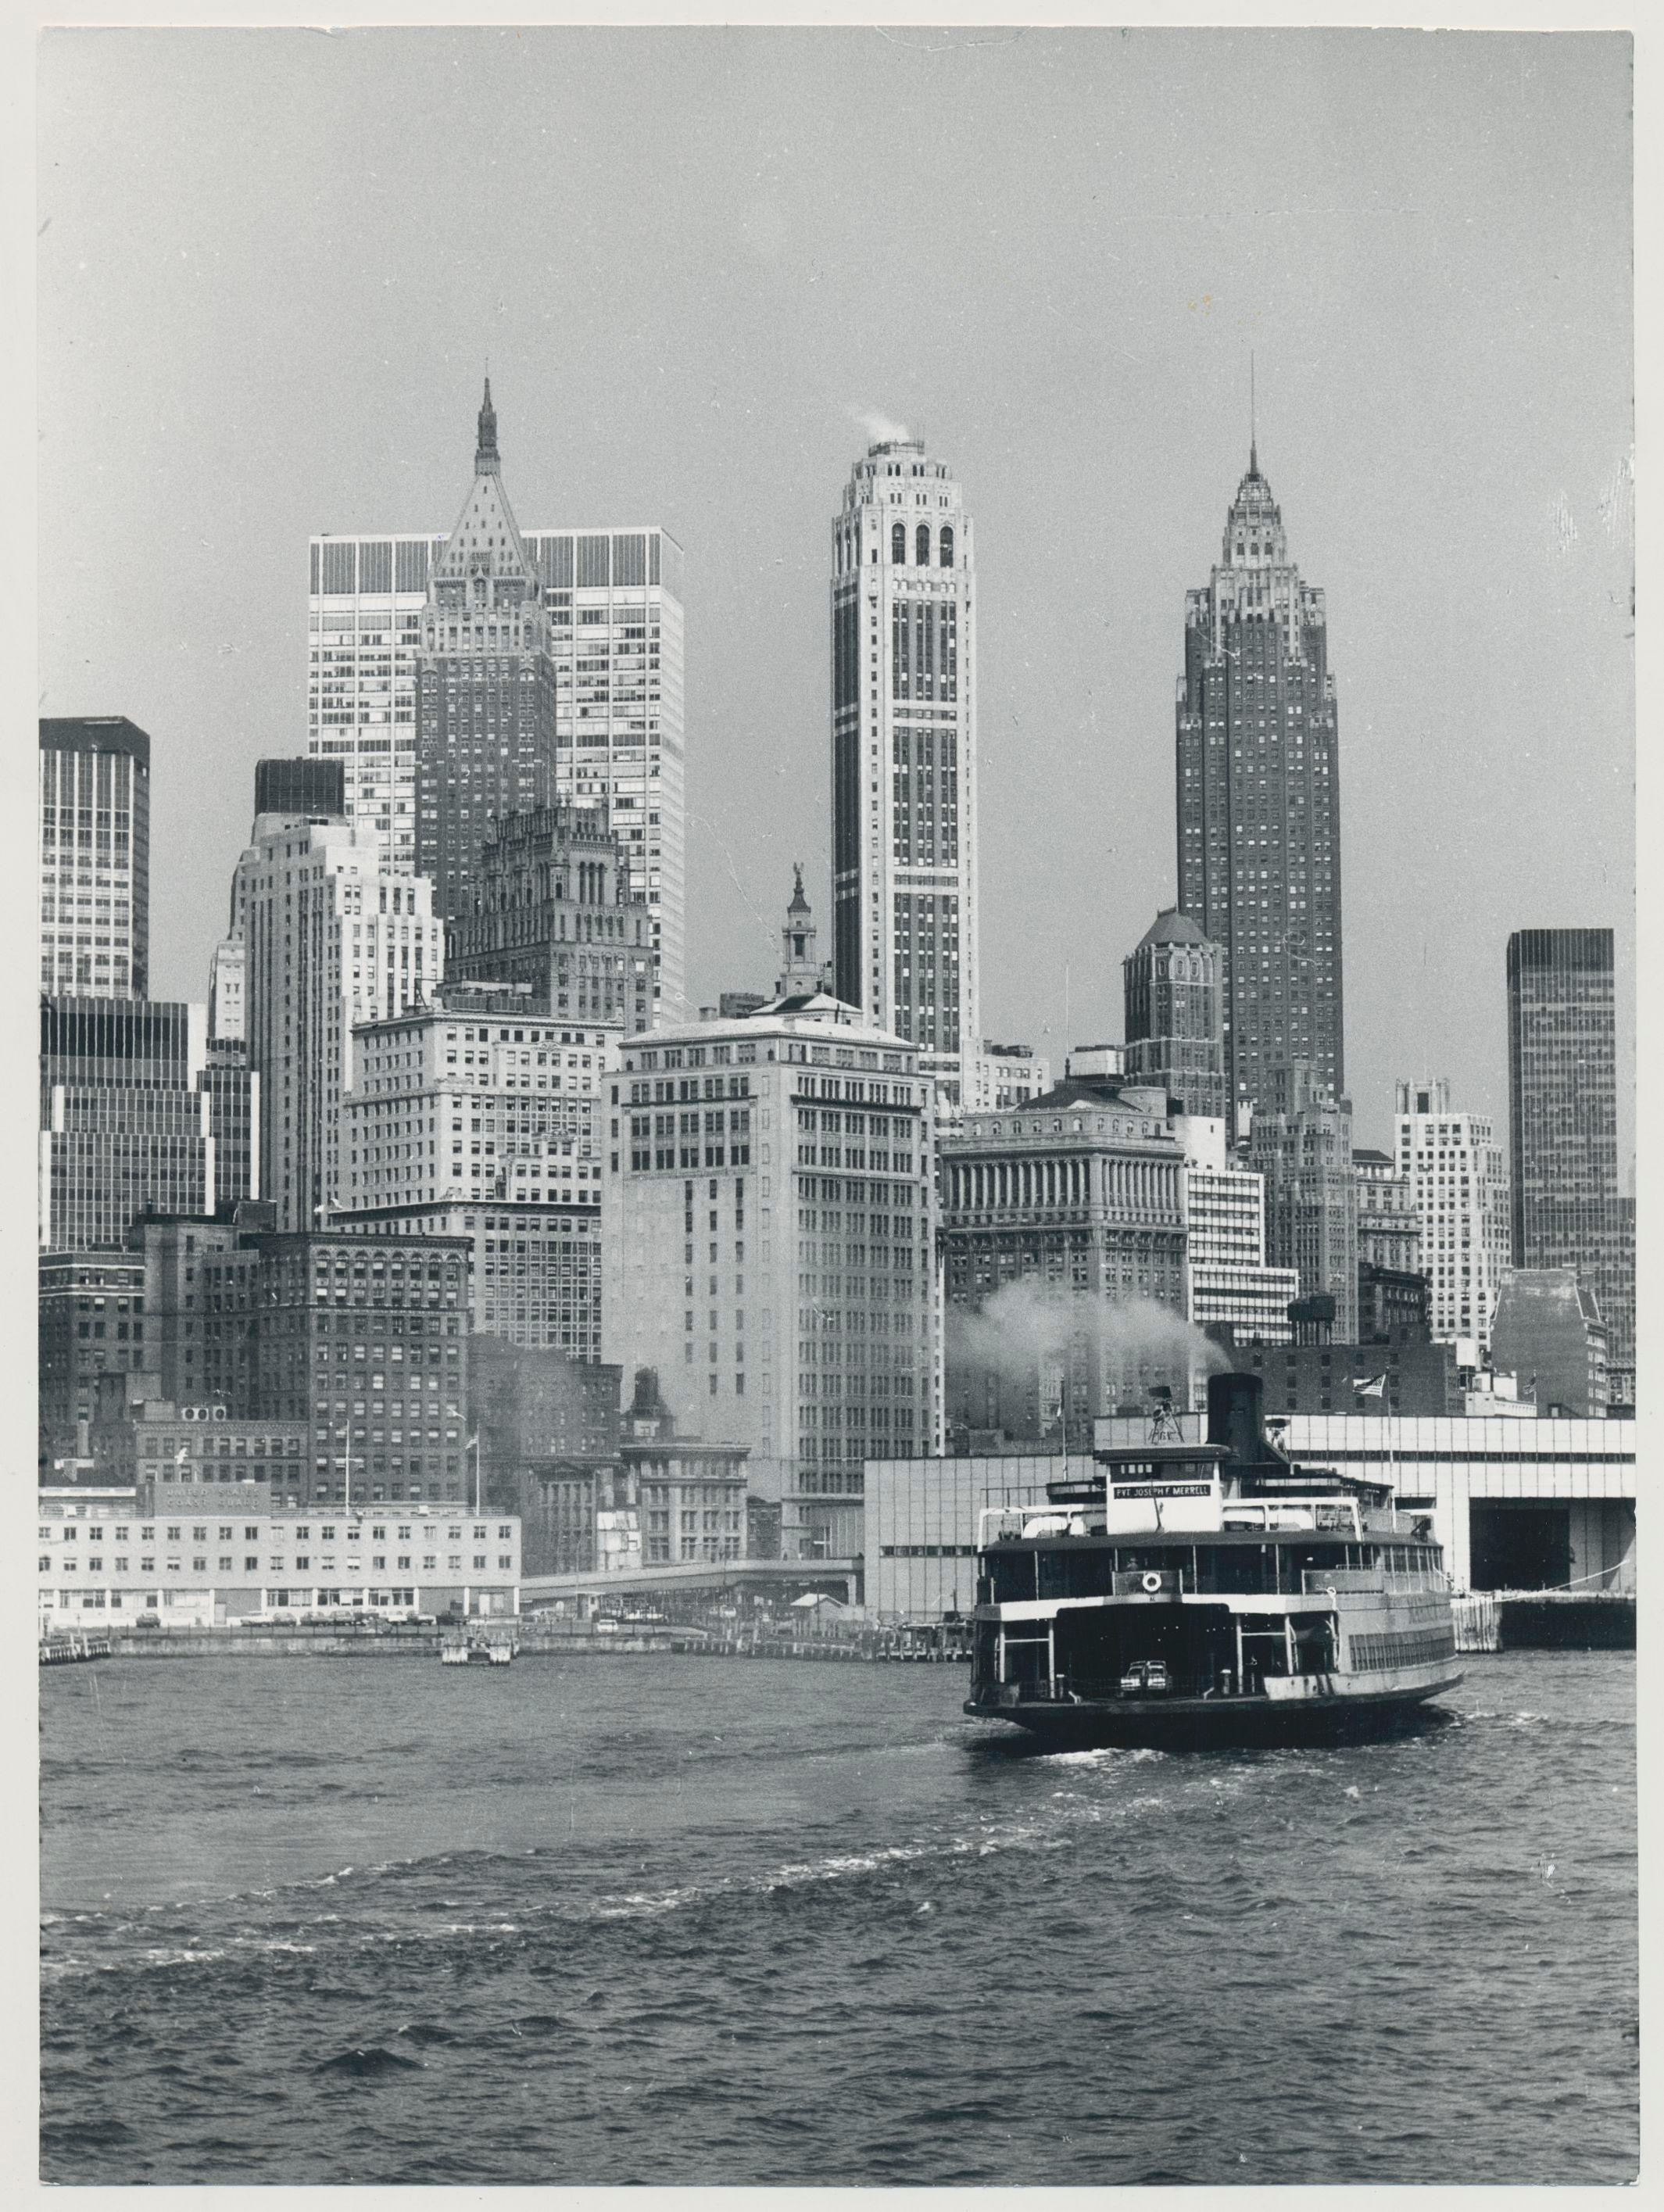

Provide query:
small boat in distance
left=440, top=1626, right=515, bottom=1666
left=965, top=1373, right=1462, bottom=1749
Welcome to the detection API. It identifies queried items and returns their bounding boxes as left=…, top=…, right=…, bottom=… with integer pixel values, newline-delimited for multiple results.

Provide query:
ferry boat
left=964, top=1374, right=1462, bottom=1748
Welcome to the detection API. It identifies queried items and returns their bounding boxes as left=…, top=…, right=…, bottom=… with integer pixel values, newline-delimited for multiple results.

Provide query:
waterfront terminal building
left=865, top=1413, right=1634, bottom=1620
left=38, top=1486, right=521, bottom=1627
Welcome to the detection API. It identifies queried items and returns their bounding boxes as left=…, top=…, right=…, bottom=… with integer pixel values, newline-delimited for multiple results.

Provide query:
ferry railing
left=1222, top=1498, right=1363, bottom=1538
left=977, top=1506, right=1028, bottom=1545
left=977, top=1505, right=1103, bottom=1546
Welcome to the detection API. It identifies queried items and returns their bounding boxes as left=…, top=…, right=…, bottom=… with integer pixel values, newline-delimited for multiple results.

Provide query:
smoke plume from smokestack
left=950, top=1280, right=1231, bottom=1426
left=848, top=406, right=914, bottom=447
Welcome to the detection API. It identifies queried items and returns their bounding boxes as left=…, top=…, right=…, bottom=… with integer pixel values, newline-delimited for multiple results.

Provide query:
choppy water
left=41, top=1650, right=1635, bottom=2185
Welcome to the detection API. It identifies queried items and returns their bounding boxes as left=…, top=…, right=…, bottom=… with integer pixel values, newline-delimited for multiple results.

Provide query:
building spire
left=475, top=375, right=499, bottom=475
left=1249, top=352, right=1258, bottom=476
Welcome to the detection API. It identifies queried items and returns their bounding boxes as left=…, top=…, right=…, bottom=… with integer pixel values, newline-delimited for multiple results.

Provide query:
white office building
left=234, top=816, right=442, bottom=1232
left=1394, top=1077, right=1512, bottom=1348
left=602, top=994, right=943, bottom=1559
left=830, top=438, right=979, bottom=1106
left=338, top=990, right=613, bottom=1358
left=1178, top=1114, right=1299, bottom=1345
left=968, top=1041, right=1051, bottom=1112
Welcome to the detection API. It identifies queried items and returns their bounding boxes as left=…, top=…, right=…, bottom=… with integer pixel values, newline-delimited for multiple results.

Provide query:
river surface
left=41, top=1650, right=1635, bottom=2186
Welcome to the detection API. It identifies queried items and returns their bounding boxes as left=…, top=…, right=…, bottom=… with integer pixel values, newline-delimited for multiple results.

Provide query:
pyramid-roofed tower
left=431, top=380, right=541, bottom=600
left=1122, top=907, right=1227, bottom=1122
left=414, top=385, right=561, bottom=919
left=1135, top=906, right=1212, bottom=953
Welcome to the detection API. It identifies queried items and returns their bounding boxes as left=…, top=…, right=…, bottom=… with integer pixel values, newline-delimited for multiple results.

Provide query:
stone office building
left=603, top=992, right=940, bottom=1562
left=939, top=1072, right=1190, bottom=1443
left=338, top=988, right=615, bottom=1357
left=139, top=1221, right=473, bottom=1505
left=1247, top=1061, right=1358, bottom=1340
left=443, top=804, right=653, bottom=1036
left=38, top=1251, right=150, bottom=1459
left=1122, top=908, right=1229, bottom=1122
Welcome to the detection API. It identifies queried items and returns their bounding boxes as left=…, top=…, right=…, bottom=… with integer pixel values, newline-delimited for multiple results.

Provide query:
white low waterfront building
left=38, top=1487, right=521, bottom=1626
left=864, top=1413, right=1635, bottom=1619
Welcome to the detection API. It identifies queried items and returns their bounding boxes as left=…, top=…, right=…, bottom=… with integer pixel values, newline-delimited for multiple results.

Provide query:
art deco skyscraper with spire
left=830, top=438, right=979, bottom=1106
left=1176, top=439, right=1344, bottom=1130
left=413, top=384, right=559, bottom=918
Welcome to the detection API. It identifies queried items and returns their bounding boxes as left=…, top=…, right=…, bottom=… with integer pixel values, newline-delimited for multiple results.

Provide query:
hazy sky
left=37, top=27, right=1634, bottom=1157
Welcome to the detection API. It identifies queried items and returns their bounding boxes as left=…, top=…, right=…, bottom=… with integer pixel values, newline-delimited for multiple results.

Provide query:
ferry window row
left=983, top=1541, right=1436, bottom=1605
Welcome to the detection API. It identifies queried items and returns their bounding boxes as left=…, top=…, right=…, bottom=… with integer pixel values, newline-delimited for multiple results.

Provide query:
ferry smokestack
left=1207, top=1372, right=1266, bottom=1467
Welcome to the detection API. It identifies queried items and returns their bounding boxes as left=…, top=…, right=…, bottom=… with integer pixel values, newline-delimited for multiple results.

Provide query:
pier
left=38, top=1631, right=113, bottom=1666
left=1452, top=1591, right=1635, bottom=1652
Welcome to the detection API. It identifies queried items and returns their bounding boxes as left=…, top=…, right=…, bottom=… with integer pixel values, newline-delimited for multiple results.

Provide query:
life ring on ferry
left=1140, top=1572, right=1165, bottom=1595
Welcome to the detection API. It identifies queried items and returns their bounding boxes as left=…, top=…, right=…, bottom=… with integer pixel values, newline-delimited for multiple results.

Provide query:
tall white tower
left=831, top=438, right=979, bottom=1107
left=1394, top=1076, right=1512, bottom=1351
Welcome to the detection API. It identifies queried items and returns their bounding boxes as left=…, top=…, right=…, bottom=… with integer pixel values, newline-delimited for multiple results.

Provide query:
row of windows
left=42, top=1521, right=512, bottom=1542
left=889, top=522, right=955, bottom=567
left=42, top=1554, right=512, bottom=1576
left=1347, top=1628, right=1457, bottom=1671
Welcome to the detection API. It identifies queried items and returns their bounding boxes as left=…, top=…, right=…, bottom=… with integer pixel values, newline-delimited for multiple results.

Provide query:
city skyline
left=36, top=30, right=1633, bottom=1161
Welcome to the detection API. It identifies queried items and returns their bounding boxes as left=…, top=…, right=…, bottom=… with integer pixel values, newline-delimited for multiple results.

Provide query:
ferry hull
left=964, top=1672, right=1464, bottom=1751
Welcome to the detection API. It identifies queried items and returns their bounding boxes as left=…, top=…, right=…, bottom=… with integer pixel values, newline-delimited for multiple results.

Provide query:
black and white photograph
left=22, top=13, right=1639, bottom=2192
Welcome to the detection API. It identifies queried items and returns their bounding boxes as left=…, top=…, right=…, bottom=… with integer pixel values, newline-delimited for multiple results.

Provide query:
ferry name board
left=1110, top=1481, right=1214, bottom=1500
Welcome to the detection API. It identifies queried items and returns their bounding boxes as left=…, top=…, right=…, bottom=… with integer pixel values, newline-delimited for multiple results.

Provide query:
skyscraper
left=337, top=986, right=613, bottom=1359
left=413, top=385, right=559, bottom=919
left=234, top=816, right=441, bottom=1232
left=307, top=416, right=686, bottom=1017
left=831, top=437, right=978, bottom=1105
left=38, top=996, right=256, bottom=1251
left=38, top=718, right=151, bottom=1000
left=1175, top=445, right=1343, bottom=1127
left=939, top=1074, right=1191, bottom=1441
left=210, top=759, right=348, bottom=1044
left=1394, top=1076, right=1512, bottom=1350
left=1178, top=1111, right=1299, bottom=1348
left=255, top=756, right=345, bottom=821
left=1122, top=908, right=1228, bottom=1120
left=443, top=804, right=653, bottom=1033
left=1246, top=1063, right=1358, bottom=1340
left=1505, top=928, right=1631, bottom=1389
left=603, top=997, right=941, bottom=1557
